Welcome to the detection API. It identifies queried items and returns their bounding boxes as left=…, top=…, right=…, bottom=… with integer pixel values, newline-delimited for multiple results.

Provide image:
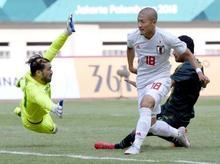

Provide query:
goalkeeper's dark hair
left=26, top=55, right=50, bottom=76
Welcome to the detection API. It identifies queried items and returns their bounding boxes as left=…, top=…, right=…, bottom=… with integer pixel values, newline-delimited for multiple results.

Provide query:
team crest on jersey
left=156, top=41, right=165, bottom=54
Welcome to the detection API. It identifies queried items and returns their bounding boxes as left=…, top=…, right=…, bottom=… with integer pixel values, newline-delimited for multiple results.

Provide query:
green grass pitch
left=0, top=98, right=219, bottom=164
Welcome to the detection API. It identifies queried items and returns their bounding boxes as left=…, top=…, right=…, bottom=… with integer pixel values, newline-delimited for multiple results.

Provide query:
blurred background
left=0, top=0, right=219, bottom=100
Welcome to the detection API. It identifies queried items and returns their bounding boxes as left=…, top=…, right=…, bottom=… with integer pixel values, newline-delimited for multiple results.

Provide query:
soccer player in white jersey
left=125, top=7, right=210, bottom=155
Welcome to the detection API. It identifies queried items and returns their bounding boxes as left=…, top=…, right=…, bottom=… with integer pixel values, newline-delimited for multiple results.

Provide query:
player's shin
left=115, top=130, right=135, bottom=149
left=133, top=107, right=152, bottom=149
left=149, top=120, right=179, bottom=137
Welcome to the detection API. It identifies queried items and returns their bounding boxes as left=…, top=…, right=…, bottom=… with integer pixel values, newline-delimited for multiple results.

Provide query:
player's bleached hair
left=140, top=7, right=158, bottom=22
left=26, top=54, right=49, bottom=76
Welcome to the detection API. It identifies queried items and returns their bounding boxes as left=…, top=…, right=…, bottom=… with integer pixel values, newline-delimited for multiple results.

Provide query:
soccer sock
left=133, top=107, right=152, bottom=149
left=115, top=130, right=136, bottom=149
left=149, top=120, right=179, bottom=137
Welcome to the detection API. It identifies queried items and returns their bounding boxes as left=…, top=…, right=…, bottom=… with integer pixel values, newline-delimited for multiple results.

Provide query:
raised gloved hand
left=66, top=14, right=75, bottom=35
left=51, top=100, right=64, bottom=118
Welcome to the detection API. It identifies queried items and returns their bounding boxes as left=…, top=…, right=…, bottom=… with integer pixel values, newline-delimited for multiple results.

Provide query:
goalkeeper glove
left=66, top=14, right=75, bottom=35
left=51, top=100, right=64, bottom=118
left=58, top=100, right=64, bottom=107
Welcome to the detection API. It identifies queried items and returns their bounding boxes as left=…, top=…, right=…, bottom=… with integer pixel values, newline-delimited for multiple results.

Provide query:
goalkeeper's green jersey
left=18, top=32, right=69, bottom=123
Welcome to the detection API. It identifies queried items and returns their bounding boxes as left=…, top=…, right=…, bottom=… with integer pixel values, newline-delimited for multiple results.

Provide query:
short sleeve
left=165, top=32, right=187, bottom=55
left=127, top=33, right=134, bottom=48
left=171, top=37, right=187, bottom=55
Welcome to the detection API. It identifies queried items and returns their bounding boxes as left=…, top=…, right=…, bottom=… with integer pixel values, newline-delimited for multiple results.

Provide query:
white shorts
left=137, top=77, right=171, bottom=115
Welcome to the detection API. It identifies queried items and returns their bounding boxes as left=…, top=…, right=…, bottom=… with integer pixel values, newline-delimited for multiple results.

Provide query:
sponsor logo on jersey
left=136, top=44, right=141, bottom=49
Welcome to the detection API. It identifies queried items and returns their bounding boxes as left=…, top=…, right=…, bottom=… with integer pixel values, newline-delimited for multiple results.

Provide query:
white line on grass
left=0, top=150, right=216, bottom=164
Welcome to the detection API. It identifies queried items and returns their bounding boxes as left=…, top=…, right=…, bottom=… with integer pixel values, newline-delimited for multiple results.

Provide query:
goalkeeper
left=13, top=15, right=75, bottom=134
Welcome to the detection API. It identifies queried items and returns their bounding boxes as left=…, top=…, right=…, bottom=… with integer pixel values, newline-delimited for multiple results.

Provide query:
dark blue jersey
left=160, top=61, right=203, bottom=122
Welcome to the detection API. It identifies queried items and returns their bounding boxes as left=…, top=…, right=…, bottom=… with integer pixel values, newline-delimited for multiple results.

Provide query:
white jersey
left=127, top=27, right=186, bottom=89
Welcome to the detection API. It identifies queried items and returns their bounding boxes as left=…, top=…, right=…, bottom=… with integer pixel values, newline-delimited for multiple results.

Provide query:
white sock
left=133, top=107, right=152, bottom=149
left=149, top=120, right=179, bottom=137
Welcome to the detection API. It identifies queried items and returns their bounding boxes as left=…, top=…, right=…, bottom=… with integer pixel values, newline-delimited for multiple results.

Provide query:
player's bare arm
left=177, top=48, right=210, bottom=86
left=127, top=47, right=137, bottom=74
left=125, top=79, right=137, bottom=87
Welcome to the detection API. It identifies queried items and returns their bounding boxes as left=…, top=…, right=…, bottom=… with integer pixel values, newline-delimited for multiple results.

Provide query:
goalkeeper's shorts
left=21, top=113, right=57, bottom=134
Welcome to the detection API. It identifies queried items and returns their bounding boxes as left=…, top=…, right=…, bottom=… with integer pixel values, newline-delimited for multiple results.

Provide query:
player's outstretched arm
left=43, top=14, right=75, bottom=61
left=65, top=14, right=75, bottom=35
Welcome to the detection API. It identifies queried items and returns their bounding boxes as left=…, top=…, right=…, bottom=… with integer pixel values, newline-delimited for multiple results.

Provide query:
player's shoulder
left=156, top=27, right=177, bottom=40
left=177, top=61, right=196, bottom=75
left=127, top=28, right=140, bottom=39
left=24, top=73, right=39, bottom=88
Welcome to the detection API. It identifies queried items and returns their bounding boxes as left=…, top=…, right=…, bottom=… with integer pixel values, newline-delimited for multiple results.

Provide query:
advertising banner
left=0, top=0, right=219, bottom=22
left=0, top=59, right=80, bottom=99
left=0, top=28, right=219, bottom=99
left=73, top=57, right=137, bottom=98
left=0, top=56, right=219, bottom=99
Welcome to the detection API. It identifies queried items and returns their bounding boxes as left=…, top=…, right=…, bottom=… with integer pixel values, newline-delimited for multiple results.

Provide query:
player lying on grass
left=95, top=35, right=208, bottom=149
left=13, top=15, right=75, bottom=134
